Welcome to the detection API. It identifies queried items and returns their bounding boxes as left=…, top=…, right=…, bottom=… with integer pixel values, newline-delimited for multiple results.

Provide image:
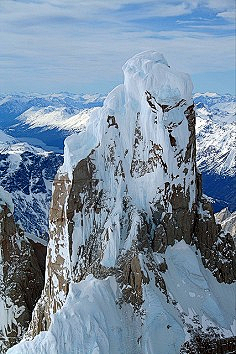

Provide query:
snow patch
left=0, top=186, right=14, bottom=213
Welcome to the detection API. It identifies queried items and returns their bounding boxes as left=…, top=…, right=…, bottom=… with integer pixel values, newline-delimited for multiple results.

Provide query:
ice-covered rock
left=215, top=208, right=236, bottom=239
left=8, top=51, right=236, bottom=354
left=0, top=190, right=45, bottom=353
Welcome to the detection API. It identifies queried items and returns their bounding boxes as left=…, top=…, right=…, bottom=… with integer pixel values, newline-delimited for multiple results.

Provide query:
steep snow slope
left=7, top=52, right=236, bottom=354
left=0, top=130, right=63, bottom=239
left=8, top=250, right=235, bottom=354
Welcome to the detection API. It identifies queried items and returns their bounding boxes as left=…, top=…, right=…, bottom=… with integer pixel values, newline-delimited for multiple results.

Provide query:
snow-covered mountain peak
left=194, top=92, right=220, bottom=98
left=7, top=53, right=236, bottom=354
left=63, top=51, right=194, bottom=181
left=18, top=106, right=92, bottom=131
left=193, top=92, right=235, bottom=111
left=122, top=50, right=193, bottom=105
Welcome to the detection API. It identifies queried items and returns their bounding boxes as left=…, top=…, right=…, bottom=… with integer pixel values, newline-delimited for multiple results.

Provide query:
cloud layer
left=0, top=0, right=235, bottom=93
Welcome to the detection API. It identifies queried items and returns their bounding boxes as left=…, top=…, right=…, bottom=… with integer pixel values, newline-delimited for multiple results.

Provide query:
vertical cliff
left=0, top=187, right=45, bottom=353
left=9, top=51, right=235, bottom=354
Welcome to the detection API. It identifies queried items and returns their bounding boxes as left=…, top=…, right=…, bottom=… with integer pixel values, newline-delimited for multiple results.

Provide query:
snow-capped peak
left=194, top=92, right=220, bottom=98
left=18, top=106, right=92, bottom=131
left=123, top=50, right=193, bottom=105
left=5, top=52, right=236, bottom=354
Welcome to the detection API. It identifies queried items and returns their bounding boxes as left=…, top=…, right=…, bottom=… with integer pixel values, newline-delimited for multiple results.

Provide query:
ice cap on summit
left=122, top=50, right=193, bottom=105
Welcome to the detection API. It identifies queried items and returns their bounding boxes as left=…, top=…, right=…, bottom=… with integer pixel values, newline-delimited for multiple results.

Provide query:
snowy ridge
left=18, top=107, right=94, bottom=132
left=196, top=116, right=235, bottom=176
left=193, top=92, right=235, bottom=108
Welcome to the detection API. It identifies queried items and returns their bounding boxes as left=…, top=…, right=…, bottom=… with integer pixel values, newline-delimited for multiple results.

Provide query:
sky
left=0, top=0, right=235, bottom=95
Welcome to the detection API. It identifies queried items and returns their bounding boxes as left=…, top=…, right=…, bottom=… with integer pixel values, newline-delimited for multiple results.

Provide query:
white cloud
left=203, top=0, right=235, bottom=12
left=217, top=11, right=236, bottom=21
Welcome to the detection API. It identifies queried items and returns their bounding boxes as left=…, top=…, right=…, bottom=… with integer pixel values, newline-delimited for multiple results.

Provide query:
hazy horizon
left=1, top=0, right=235, bottom=95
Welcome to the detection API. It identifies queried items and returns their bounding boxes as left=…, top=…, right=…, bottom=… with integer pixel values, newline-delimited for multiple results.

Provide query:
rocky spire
left=9, top=51, right=236, bottom=354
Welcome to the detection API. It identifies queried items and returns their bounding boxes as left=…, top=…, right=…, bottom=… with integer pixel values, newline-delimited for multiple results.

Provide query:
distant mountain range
left=194, top=92, right=235, bottom=176
left=0, top=93, right=105, bottom=240
left=0, top=130, right=63, bottom=239
left=0, top=93, right=105, bottom=152
left=194, top=92, right=235, bottom=211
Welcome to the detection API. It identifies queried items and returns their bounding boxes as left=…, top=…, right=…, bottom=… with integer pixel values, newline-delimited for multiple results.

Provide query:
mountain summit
left=8, top=51, right=235, bottom=354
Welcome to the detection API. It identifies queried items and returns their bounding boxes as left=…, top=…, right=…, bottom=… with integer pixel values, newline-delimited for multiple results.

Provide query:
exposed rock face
left=10, top=52, right=236, bottom=354
left=0, top=190, right=45, bottom=353
left=194, top=198, right=235, bottom=283
left=215, top=207, right=236, bottom=239
left=181, top=334, right=236, bottom=353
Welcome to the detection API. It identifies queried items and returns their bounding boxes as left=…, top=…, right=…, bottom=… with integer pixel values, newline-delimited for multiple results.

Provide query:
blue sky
left=0, top=0, right=235, bottom=94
